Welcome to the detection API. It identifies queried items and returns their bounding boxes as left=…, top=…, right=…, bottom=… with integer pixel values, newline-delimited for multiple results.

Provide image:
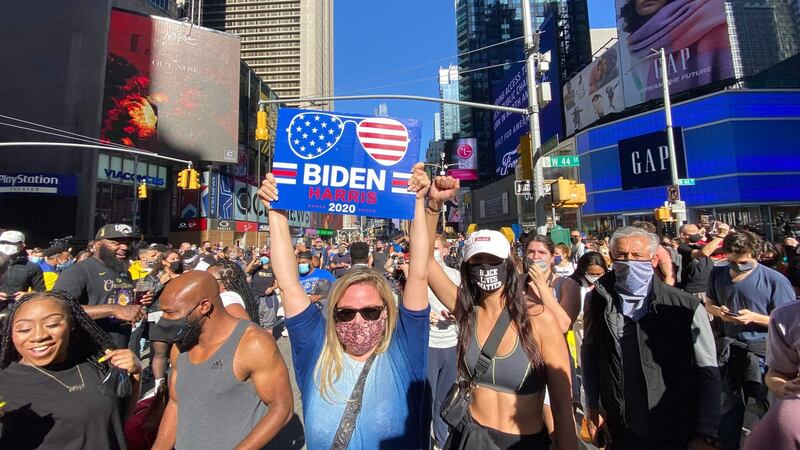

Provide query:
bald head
left=160, top=271, right=222, bottom=314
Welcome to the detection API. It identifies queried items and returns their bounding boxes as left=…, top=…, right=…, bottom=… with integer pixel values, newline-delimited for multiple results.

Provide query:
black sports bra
left=463, top=318, right=546, bottom=395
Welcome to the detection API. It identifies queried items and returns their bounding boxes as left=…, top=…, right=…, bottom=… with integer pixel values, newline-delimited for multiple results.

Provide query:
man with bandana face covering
left=54, top=224, right=151, bottom=348
left=582, top=226, right=720, bottom=450
left=151, top=271, right=293, bottom=449
left=705, top=230, right=795, bottom=449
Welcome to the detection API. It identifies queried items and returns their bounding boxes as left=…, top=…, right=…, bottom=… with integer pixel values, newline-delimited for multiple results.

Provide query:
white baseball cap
left=463, top=229, right=510, bottom=261
left=0, top=230, right=24, bottom=244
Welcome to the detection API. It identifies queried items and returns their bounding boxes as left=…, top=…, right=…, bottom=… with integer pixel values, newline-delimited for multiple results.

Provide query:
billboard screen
left=446, top=138, right=479, bottom=181
left=615, top=0, right=734, bottom=107
left=617, top=128, right=687, bottom=190
left=563, top=43, right=624, bottom=136
left=101, top=9, right=240, bottom=163
left=492, top=13, right=562, bottom=177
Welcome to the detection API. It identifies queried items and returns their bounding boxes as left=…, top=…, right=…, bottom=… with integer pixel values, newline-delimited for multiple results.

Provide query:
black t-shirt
left=677, top=243, right=713, bottom=293
left=0, top=360, right=126, bottom=450
left=249, top=266, right=275, bottom=295
left=53, top=258, right=135, bottom=347
left=371, top=250, right=388, bottom=274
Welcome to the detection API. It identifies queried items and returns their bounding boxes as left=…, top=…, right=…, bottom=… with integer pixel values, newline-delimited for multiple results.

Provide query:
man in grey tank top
left=151, top=271, right=294, bottom=450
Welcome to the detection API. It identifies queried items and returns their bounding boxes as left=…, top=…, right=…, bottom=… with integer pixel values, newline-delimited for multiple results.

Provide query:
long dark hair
left=456, top=257, right=544, bottom=379
left=211, top=259, right=259, bottom=323
left=569, top=251, right=609, bottom=285
left=0, top=291, right=116, bottom=370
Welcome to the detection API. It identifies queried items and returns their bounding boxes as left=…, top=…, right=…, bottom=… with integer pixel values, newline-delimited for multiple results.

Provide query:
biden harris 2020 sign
left=271, top=108, right=423, bottom=220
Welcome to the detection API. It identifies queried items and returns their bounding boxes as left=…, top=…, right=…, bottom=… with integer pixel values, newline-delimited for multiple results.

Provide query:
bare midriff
left=469, top=386, right=546, bottom=435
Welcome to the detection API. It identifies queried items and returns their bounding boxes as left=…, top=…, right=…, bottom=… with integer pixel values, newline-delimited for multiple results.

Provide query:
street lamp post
left=658, top=47, right=685, bottom=225
left=521, top=0, right=547, bottom=232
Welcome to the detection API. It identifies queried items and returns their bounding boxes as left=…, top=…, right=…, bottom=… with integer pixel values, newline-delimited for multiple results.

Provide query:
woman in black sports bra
left=425, top=176, right=577, bottom=450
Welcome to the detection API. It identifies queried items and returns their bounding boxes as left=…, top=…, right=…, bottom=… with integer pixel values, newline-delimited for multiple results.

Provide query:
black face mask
left=570, top=237, right=580, bottom=244
left=168, top=261, right=184, bottom=273
left=688, top=234, right=702, bottom=243
left=153, top=304, right=203, bottom=351
left=730, top=261, right=756, bottom=274
left=469, top=262, right=506, bottom=293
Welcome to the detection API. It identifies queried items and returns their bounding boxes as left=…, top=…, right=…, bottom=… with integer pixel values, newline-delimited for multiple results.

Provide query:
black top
left=200, top=253, right=216, bottom=266
left=677, top=243, right=713, bottom=294
left=53, top=258, right=134, bottom=347
left=249, top=266, right=275, bottom=295
left=0, top=360, right=126, bottom=450
left=0, top=257, right=45, bottom=295
left=371, top=250, right=388, bottom=274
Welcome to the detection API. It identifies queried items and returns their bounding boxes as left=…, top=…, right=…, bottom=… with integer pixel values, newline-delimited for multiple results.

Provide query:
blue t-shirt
left=708, top=263, right=795, bottom=344
left=299, top=268, right=336, bottom=295
left=286, top=302, right=430, bottom=450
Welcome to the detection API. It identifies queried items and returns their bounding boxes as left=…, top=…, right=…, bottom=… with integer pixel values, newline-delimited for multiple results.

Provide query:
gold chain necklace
left=30, top=364, right=85, bottom=392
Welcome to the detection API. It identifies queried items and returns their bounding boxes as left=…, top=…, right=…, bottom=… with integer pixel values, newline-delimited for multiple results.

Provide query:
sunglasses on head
left=333, top=305, right=385, bottom=322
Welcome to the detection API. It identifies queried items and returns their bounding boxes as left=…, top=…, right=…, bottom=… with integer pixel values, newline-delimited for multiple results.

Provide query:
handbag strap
left=330, top=352, right=378, bottom=449
left=472, top=309, right=511, bottom=381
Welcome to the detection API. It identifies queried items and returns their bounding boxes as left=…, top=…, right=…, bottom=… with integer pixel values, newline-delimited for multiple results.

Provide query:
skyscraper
left=434, top=112, right=443, bottom=141
left=201, top=0, right=334, bottom=109
left=456, top=0, right=590, bottom=180
left=438, top=65, right=462, bottom=139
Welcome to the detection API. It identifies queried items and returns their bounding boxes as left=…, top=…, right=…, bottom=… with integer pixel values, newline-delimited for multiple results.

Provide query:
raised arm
left=424, top=176, right=461, bottom=312
left=258, top=174, right=310, bottom=318
left=403, top=163, right=431, bottom=311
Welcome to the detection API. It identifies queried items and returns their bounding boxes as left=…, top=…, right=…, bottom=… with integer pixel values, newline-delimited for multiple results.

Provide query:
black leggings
left=448, top=414, right=550, bottom=450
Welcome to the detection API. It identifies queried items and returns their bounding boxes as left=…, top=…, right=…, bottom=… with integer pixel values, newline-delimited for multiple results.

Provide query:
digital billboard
left=492, top=13, right=562, bottom=177
left=446, top=138, right=479, bottom=181
left=563, top=44, right=623, bottom=136
left=615, top=0, right=734, bottom=107
left=100, top=9, right=240, bottom=163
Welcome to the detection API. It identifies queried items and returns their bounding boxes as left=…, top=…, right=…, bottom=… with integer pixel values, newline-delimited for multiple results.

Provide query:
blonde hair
left=315, top=268, right=398, bottom=401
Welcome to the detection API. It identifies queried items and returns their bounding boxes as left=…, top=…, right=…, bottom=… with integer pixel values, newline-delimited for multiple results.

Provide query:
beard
left=96, top=244, right=129, bottom=274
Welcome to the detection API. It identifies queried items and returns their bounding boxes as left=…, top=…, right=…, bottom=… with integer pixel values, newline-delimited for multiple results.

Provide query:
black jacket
left=581, top=273, right=721, bottom=445
left=0, top=256, right=45, bottom=297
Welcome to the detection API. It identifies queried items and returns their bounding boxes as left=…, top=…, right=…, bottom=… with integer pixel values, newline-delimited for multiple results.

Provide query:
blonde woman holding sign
left=258, top=162, right=432, bottom=450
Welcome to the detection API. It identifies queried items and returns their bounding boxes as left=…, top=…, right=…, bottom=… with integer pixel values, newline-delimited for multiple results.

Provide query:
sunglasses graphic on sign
left=286, top=112, right=410, bottom=167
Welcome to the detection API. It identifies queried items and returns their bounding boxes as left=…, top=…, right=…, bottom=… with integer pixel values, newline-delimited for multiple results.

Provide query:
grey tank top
left=175, top=320, right=268, bottom=449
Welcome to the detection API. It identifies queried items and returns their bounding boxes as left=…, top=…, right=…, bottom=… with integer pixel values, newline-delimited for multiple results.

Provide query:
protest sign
left=271, top=108, right=422, bottom=219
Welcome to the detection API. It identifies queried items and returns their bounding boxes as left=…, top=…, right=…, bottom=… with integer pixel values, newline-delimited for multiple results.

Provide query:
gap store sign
left=576, top=91, right=800, bottom=216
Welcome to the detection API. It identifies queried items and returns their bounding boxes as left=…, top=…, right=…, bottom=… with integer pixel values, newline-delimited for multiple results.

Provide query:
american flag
left=356, top=118, right=409, bottom=166
left=287, top=113, right=344, bottom=159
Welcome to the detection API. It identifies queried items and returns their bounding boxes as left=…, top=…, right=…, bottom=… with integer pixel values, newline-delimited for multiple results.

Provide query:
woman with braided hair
left=0, top=291, right=142, bottom=449
left=207, top=258, right=260, bottom=323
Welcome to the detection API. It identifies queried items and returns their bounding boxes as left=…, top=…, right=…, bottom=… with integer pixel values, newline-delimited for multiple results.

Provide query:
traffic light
left=518, top=134, right=532, bottom=180
left=255, top=109, right=269, bottom=141
left=550, top=177, right=587, bottom=206
left=137, top=182, right=147, bottom=199
left=188, top=169, right=200, bottom=189
left=177, top=169, right=189, bottom=189
left=655, top=207, right=672, bottom=221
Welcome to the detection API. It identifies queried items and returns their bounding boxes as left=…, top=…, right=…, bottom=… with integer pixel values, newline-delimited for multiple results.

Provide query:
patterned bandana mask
left=335, top=317, right=386, bottom=356
left=612, top=260, right=654, bottom=298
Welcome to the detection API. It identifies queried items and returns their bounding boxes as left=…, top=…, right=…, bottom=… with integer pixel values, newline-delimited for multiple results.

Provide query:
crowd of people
left=0, top=166, right=798, bottom=449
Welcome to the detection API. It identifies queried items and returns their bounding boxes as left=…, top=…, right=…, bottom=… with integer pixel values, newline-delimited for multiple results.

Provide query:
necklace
left=30, top=364, right=85, bottom=392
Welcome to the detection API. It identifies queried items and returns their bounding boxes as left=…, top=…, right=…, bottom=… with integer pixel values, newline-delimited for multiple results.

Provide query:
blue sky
left=333, top=0, right=617, bottom=146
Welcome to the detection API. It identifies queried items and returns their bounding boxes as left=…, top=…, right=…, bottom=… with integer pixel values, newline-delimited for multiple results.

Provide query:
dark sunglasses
left=334, top=305, right=385, bottom=323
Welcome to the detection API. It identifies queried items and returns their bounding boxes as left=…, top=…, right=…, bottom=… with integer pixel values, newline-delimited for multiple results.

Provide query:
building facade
left=438, top=65, right=462, bottom=139
left=202, top=0, right=334, bottom=108
left=455, top=0, right=591, bottom=181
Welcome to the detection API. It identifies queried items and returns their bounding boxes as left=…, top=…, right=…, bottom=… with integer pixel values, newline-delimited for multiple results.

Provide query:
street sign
left=667, top=185, right=680, bottom=203
left=514, top=180, right=532, bottom=196
left=672, top=200, right=687, bottom=214
left=542, top=155, right=580, bottom=168
left=677, top=178, right=696, bottom=186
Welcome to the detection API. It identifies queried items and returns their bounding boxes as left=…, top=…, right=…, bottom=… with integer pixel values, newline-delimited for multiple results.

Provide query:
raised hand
left=429, top=175, right=460, bottom=203
left=257, top=173, right=280, bottom=209
left=407, top=162, right=431, bottom=199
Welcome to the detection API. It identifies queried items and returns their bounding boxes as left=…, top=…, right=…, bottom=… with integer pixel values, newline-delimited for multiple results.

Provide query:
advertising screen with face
left=615, top=0, right=734, bottom=107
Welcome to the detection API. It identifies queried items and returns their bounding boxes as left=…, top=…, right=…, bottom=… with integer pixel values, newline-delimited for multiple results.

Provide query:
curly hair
left=0, top=291, right=116, bottom=370
left=210, top=259, right=259, bottom=323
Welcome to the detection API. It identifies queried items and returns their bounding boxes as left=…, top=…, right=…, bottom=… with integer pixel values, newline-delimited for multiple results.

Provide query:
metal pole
left=132, top=154, right=139, bottom=233
left=521, top=0, right=547, bottom=231
left=659, top=48, right=685, bottom=225
left=552, top=205, right=557, bottom=226
left=0, top=142, right=193, bottom=166
left=258, top=94, right=529, bottom=116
